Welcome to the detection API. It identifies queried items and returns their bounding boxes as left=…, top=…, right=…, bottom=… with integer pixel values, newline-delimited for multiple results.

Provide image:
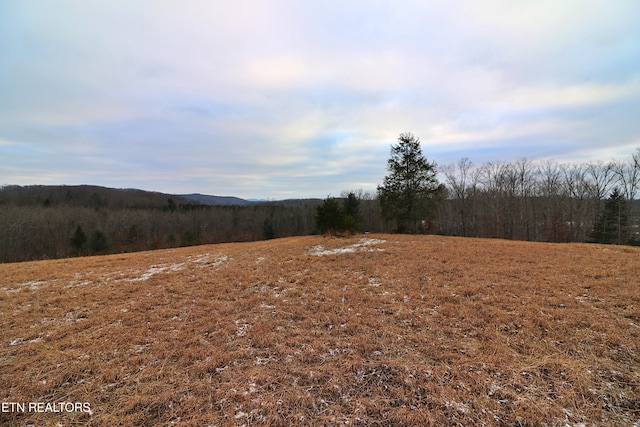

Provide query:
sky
left=1, top=1, right=640, bottom=199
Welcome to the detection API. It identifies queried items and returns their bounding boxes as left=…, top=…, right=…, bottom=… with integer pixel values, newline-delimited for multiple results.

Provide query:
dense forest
left=0, top=185, right=383, bottom=263
left=1, top=150, right=639, bottom=263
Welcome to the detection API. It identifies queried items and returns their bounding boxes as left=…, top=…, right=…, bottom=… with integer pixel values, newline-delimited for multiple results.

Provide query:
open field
left=1, top=234, right=639, bottom=426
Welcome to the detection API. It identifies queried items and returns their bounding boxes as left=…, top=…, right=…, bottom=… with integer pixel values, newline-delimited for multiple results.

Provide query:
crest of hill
left=0, top=185, right=196, bottom=209
left=179, top=193, right=323, bottom=207
left=0, top=185, right=323, bottom=208
left=178, top=193, right=255, bottom=206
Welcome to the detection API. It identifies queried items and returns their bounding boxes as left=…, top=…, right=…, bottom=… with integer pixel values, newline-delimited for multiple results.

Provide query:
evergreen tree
left=89, top=229, right=111, bottom=253
left=70, top=225, right=87, bottom=253
left=590, top=188, right=628, bottom=244
left=316, top=197, right=346, bottom=236
left=377, top=132, right=445, bottom=233
left=342, top=192, right=362, bottom=232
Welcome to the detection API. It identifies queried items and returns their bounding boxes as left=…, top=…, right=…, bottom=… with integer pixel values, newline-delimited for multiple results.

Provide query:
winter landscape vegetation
left=1, top=234, right=639, bottom=425
left=3, top=2, right=640, bottom=425
left=1, top=135, right=640, bottom=425
left=2, top=137, right=640, bottom=263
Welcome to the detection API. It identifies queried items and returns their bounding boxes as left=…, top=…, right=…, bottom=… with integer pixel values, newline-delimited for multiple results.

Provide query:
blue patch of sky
left=0, top=141, right=45, bottom=164
left=305, top=130, right=360, bottom=163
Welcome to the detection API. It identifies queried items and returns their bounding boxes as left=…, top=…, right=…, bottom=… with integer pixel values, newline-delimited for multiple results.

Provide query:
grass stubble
left=1, top=234, right=638, bottom=426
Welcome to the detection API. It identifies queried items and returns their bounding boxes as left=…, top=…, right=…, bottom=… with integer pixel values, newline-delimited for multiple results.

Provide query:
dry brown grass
left=1, top=234, right=639, bottom=426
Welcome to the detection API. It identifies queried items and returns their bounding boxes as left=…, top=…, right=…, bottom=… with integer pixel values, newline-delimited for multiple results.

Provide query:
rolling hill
left=178, top=193, right=256, bottom=206
left=1, top=234, right=638, bottom=425
left=0, top=184, right=321, bottom=208
left=0, top=184, right=196, bottom=208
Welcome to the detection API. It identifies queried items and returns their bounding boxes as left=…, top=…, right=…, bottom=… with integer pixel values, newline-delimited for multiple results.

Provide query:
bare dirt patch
left=1, top=235, right=639, bottom=426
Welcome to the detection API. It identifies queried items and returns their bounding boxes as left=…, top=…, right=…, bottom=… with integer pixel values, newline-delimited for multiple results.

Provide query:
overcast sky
left=1, top=1, right=639, bottom=199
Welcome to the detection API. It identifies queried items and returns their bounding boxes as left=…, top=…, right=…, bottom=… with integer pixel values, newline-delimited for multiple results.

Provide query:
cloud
left=1, top=1, right=639, bottom=197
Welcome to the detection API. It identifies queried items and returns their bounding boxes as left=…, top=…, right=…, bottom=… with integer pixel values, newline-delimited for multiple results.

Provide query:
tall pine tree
left=316, top=197, right=346, bottom=236
left=590, top=187, right=628, bottom=244
left=377, top=132, right=445, bottom=233
left=342, top=192, right=362, bottom=232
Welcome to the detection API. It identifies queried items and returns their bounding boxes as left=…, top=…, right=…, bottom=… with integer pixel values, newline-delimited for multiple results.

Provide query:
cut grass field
left=1, top=234, right=639, bottom=426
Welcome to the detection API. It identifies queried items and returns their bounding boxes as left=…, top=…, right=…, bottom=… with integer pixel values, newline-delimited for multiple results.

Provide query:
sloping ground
left=1, top=234, right=639, bottom=426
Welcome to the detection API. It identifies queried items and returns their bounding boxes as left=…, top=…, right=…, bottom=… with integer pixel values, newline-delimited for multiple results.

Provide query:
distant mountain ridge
left=0, top=184, right=322, bottom=208
left=0, top=184, right=194, bottom=208
left=0, top=185, right=333, bottom=263
left=178, top=193, right=323, bottom=207
left=178, top=193, right=256, bottom=206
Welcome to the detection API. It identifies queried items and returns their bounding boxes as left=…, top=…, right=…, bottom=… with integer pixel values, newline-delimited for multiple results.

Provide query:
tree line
left=2, top=135, right=639, bottom=263
left=0, top=186, right=383, bottom=263
left=437, top=154, right=640, bottom=244
left=315, top=132, right=639, bottom=247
